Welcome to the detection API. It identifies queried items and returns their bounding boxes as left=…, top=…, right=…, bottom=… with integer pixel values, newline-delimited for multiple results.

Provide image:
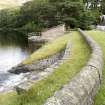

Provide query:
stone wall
left=28, top=24, right=65, bottom=44
left=15, top=40, right=71, bottom=94
left=9, top=49, right=65, bottom=74
left=44, top=29, right=103, bottom=105
left=41, top=24, right=65, bottom=41
left=9, top=24, right=66, bottom=74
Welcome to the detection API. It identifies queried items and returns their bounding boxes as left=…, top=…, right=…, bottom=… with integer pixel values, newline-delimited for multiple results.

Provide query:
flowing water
left=0, top=31, right=34, bottom=92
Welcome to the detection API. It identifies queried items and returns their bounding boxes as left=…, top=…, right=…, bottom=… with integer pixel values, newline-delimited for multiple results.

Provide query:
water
left=0, top=31, right=32, bottom=92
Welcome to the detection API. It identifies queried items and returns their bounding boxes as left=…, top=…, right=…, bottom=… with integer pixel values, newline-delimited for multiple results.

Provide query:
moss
left=0, top=31, right=90, bottom=105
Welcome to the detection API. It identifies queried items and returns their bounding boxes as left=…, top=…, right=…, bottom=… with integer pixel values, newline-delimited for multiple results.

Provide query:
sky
left=0, top=0, right=31, bottom=9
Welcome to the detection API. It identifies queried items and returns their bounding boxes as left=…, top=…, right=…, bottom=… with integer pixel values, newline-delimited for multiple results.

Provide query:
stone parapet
left=44, top=29, right=103, bottom=105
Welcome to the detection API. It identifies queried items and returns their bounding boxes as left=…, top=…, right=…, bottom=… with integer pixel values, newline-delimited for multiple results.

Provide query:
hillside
left=0, top=0, right=30, bottom=9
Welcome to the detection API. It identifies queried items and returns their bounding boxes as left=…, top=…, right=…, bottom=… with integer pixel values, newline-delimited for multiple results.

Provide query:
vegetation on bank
left=0, top=31, right=90, bottom=105
left=22, top=35, right=69, bottom=64
left=85, top=31, right=105, bottom=105
left=0, top=0, right=104, bottom=33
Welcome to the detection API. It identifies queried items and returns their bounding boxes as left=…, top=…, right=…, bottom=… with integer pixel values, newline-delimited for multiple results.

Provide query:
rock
left=15, top=86, right=27, bottom=95
left=9, top=65, right=30, bottom=74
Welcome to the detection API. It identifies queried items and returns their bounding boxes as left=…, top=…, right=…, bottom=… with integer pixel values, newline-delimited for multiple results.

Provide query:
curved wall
left=44, top=29, right=103, bottom=105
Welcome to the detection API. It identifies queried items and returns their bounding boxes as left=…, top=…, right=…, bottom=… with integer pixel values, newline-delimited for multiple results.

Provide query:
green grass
left=0, top=31, right=90, bottom=105
left=22, top=35, right=69, bottom=64
left=85, top=30, right=105, bottom=105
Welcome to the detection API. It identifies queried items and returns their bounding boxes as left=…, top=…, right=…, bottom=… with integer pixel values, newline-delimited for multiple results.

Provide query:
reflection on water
left=0, top=47, right=28, bottom=72
left=0, top=31, right=31, bottom=92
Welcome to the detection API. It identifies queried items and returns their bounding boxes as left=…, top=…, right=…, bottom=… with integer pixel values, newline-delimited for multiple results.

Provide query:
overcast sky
left=0, top=0, right=31, bottom=9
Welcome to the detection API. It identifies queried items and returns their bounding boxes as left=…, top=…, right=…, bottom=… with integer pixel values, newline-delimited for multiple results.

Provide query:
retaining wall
left=44, top=29, right=103, bottom=105
left=9, top=26, right=66, bottom=74
left=9, top=49, right=65, bottom=74
left=15, top=40, right=71, bottom=94
left=28, top=24, right=65, bottom=42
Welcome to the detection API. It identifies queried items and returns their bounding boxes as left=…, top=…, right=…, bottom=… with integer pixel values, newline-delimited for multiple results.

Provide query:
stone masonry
left=44, top=29, right=103, bottom=105
left=15, top=40, right=71, bottom=94
left=28, top=24, right=65, bottom=42
left=9, top=49, right=65, bottom=74
left=41, top=24, right=65, bottom=41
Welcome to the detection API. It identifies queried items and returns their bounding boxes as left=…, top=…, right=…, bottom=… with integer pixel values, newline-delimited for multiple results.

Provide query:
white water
left=0, top=46, right=29, bottom=92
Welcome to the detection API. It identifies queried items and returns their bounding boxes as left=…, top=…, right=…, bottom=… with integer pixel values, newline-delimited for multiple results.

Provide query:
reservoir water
left=0, top=31, right=33, bottom=92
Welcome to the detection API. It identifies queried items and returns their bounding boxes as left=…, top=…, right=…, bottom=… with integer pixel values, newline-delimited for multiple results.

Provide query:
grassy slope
left=22, top=35, right=69, bottom=64
left=0, top=31, right=90, bottom=105
left=85, top=31, right=105, bottom=105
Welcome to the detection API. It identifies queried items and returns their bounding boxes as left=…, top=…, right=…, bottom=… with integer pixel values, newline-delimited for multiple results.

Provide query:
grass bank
left=85, top=30, right=105, bottom=105
left=0, top=31, right=90, bottom=105
left=22, top=35, right=69, bottom=64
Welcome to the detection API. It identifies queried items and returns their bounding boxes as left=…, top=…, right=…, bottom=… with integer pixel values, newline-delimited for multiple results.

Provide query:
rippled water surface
left=0, top=31, right=32, bottom=92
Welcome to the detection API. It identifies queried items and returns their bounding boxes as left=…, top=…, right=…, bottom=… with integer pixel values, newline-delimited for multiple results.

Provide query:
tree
left=0, top=0, right=101, bottom=31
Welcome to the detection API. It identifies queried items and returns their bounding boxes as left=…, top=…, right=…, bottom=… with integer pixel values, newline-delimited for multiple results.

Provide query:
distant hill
left=0, top=0, right=30, bottom=10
